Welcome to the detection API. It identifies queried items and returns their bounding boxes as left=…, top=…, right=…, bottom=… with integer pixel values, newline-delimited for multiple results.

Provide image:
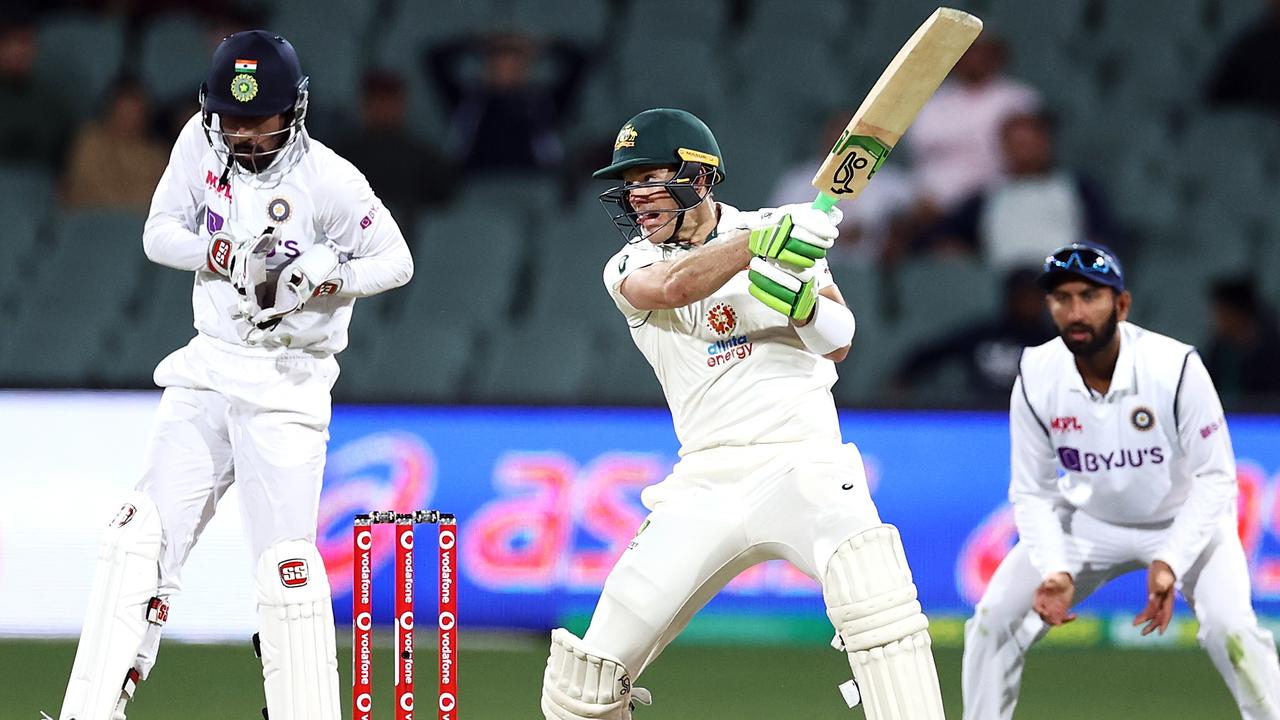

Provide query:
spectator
left=1206, top=0, right=1280, bottom=113
left=893, top=268, right=1055, bottom=401
left=62, top=77, right=167, bottom=209
left=424, top=31, right=587, bottom=175
left=768, top=109, right=919, bottom=265
left=332, top=69, right=455, bottom=234
left=925, top=111, right=1116, bottom=270
left=1204, top=277, right=1280, bottom=405
left=0, top=14, right=72, bottom=168
left=906, top=34, right=1040, bottom=213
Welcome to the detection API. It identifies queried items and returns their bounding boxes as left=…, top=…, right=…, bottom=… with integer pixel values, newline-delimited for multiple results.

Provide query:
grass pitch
left=6, top=635, right=1236, bottom=719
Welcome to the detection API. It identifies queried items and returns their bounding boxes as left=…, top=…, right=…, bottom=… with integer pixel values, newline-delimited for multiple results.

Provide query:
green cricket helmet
left=595, top=108, right=724, bottom=240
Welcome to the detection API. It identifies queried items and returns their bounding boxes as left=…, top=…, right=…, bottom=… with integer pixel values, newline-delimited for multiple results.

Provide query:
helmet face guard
left=200, top=76, right=309, bottom=176
left=598, top=161, right=720, bottom=242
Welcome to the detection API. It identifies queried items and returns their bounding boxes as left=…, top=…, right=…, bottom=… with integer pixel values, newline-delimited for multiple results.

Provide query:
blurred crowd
left=4, top=0, right=1280, bottom=410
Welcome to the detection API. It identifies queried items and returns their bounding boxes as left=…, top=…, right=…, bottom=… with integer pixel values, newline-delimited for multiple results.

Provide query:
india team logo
left=231, top=73, right=259, bottom=103
left=706, top=303, right=737, bottom=336
left=267, top=197, right=292, bottom=223
left=1131, top=407, right=1155, bottom=431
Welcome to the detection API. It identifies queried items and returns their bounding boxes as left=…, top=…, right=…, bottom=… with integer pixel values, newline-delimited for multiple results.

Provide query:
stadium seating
left=139, top=14, right=211, bottom=106
left=33, top=13, right=126, bottom=119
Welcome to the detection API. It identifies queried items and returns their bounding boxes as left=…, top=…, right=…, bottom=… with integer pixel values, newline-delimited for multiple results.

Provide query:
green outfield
left=6, top=634, right=1238, bottom=719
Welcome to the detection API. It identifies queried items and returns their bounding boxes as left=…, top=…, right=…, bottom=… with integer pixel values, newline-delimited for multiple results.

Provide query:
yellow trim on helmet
left=677, top=148, right=719, bottom=166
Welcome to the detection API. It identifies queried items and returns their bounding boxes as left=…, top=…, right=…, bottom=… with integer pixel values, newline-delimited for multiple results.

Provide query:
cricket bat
left=811, top=7, right=983, bottom=213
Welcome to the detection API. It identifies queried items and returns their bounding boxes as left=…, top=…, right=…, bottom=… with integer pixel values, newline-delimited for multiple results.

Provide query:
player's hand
left=1033, top=572, right=1077, bottom=626
left=247, top=243, right=339, bottom=336
left=747, top=204, right=840, bottom=269
left=1133, top=560, right=1176, bottom=636
left=230, top=229, right=277, bottom=319
left=748, top=257, right=818, bottom=322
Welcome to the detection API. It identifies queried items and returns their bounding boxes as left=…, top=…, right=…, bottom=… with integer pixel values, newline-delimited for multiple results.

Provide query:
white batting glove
left=247, top=243, right=340, bottom=336
left=231, top=229, right=277, bottom=320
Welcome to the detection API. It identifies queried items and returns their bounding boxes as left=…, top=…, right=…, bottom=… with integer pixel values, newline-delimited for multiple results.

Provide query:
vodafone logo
left=439, top=528, right=456, bottom=550
left=355, top=611, right=372, bottom=631
left=355, top=692, right=372, bottom=713
left=400, top=694, right=414, bottom=711
left=439, top=610, right=456, bottom=631
left=439, top=693, right=457, bottom=712
left=399, top=610, right=414, bottom=630
left=400, top=531, right=414, bottom=550
left=110, top=503, right=137, bottom=528
left=278, top=559, right=310, bottom=588
left=356, top=528, right=372, bottom=550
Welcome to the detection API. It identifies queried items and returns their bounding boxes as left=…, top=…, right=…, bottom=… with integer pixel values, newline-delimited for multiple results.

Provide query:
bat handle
left=811, top=191, right=839, bottom=213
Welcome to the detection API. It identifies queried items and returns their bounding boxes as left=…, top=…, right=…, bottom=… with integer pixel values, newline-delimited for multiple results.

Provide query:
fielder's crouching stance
left=962, top=243, right=1280, bottom=719
left=539, top=108, right=944, bottom=719
left=59, top=30, right=411, bottom=720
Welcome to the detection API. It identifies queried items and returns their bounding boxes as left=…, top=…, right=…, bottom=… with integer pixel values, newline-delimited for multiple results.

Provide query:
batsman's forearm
left=142, top=215, right=206, bottom=272
left=662, top=230, right=752, bottom=305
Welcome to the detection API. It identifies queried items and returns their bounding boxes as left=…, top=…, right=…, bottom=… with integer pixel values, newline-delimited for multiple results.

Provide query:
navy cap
left=1037, top=242, right=1125, bottom=292
left=202, top=30, right=305, bottom=116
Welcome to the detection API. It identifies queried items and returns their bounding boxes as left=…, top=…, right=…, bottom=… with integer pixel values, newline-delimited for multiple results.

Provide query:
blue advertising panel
left=316, top=407, right=1280, bottom=638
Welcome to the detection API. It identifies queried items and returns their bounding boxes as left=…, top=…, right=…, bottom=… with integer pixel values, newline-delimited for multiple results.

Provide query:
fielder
left=540, top=108, right=946, bottom=719
left=59, top=30, right=412, bottom=720
left=962, top=242, right=1280, bottom=719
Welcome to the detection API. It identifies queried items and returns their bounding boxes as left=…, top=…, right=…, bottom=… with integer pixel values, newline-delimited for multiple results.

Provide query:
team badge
left=231, top=73, right=259, bottom=103
left=1131, top=407, right=1155, bottom=431
left=706, top=303, right=737, bottom=336
left=614, top=123, right=637, bottom=150
left=267, top=197, right=292, bottom=223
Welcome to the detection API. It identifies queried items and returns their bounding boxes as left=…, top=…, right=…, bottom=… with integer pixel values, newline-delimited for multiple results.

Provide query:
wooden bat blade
left=811, top=7, right=982, bottom=209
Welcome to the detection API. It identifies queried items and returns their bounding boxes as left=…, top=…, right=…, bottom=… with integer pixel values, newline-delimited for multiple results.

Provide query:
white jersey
left=143, top=113, right=412, bottom=356
left=603, top=203, right=842, bottom=456
left=1011, top=321, right=1236, bottom=579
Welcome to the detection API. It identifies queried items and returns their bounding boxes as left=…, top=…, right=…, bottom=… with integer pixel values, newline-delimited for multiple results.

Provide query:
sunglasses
left=1043, top=246, right=1120, bottom=278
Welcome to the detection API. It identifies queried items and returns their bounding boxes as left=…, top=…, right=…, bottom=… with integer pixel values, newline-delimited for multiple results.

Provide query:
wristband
left=794, top=295, right=855, bottom=355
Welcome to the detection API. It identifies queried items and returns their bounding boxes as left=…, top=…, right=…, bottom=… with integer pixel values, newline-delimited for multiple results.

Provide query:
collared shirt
left=1010, top=321, right=1236, bottom=579
left=602, top=203, right=842, bottom=457
left=142, top=113, right=413, bottom=355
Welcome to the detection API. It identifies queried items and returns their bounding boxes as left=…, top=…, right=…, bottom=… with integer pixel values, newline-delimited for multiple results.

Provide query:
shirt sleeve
left=602, top=242, right=664, bottom=323
left=1154, top=351, right=1238, bottom=579
left=142, top=113, right=210, bottom=272
left=314, top=158, right=413, bottom=298
left=1008, top=374, right=1073, bottom=579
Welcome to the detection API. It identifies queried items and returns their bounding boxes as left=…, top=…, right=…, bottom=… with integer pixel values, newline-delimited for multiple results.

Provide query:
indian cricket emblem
left=267, top=197, right=292, bottom=223
left=231, top=73, right=259, bottom=103
left=1131, top=407, right=1155, bottom=431
left=706, top=303, right=737, bottom=336
left=614, top=123, right=637, bottom=150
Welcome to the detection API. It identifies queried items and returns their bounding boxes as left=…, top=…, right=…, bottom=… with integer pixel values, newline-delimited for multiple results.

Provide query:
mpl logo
left=278, top=559, right=309, bottom=588
left=1050, top=416, right=1083, bottom=433
left=204, top=170, right=232, bottom=201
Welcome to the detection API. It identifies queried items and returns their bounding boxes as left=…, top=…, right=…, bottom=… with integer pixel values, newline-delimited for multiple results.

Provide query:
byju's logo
left=1058, top=446, right=1165, bottom=472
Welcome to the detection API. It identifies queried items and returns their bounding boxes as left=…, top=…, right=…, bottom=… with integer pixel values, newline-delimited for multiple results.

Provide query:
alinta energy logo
left=706, top=302, right=737, bottom=336
left=318, top=432, right=437, bottom=596
left=705, top=302, right=752, bottom=367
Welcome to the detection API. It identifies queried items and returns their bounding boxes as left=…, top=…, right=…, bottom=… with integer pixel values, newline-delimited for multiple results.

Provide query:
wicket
left=353, top=510, right=458, bottom=720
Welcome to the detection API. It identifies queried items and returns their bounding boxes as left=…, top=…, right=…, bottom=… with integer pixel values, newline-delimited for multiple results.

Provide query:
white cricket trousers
left=962, top=509, right=1280, bottom=720
left=139, top=333, right=338, bottom=623
left=583, top=440, right=882, bottom=676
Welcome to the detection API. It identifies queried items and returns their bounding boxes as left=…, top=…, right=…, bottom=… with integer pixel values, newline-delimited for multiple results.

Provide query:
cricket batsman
left=58, top=30, right=412, bottom=719
left=962, top=242, right=1280, bottom=719
left=539, top=108, right=946, bottom=719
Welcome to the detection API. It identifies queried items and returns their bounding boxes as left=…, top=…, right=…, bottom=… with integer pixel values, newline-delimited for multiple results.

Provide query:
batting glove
left=248, top=243, right=340, bottom=335
left=748, top=257, right=818, bottom=322
left=747, top=204, right=841, bottom=269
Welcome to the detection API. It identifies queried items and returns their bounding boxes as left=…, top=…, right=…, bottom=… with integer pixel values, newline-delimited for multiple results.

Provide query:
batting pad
left=542, top=628, right=652, bottom=720
left=824, top=524, right=944, bottom=720
left=256, top=540, right=341, bottom=720
left=61, top=491, right=164, bottom=720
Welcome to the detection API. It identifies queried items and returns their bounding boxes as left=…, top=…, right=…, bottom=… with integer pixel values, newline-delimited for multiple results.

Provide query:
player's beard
left=1060, top=307, right=1119, bottom=357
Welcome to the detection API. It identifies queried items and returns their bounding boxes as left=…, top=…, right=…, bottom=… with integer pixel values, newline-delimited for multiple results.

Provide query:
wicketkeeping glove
left=747, top=204, right=841, bottom=269
left=748, top=257, right=818, bottom=322
left=248, top=243, right=340, bottom=334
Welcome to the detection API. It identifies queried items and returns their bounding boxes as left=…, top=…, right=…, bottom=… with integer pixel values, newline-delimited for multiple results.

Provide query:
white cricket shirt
left=143, top=113, right=412, bottom=355
left=1011, top=321, right=1236, bottom=579
left=603, top=203, right=842, bottom=456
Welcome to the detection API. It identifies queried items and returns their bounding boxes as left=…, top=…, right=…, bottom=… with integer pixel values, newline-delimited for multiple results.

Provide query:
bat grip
left=811, top=192, right=839, bottom=213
